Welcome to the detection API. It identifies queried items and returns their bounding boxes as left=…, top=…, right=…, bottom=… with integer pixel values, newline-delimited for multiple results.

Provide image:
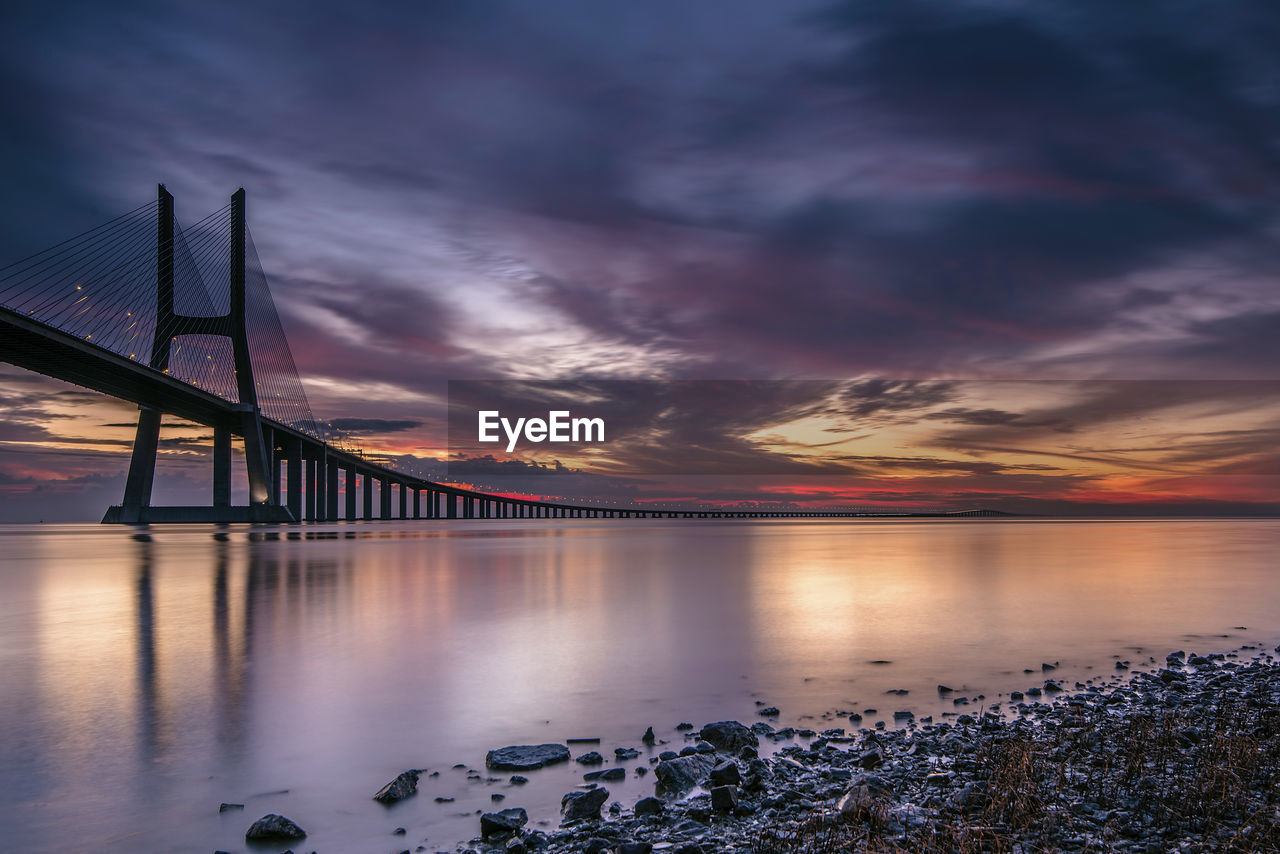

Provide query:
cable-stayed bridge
left=0, top=186, right=1004, bottom=524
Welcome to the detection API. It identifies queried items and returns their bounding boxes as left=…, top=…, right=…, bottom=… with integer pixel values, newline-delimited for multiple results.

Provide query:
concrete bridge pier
left=305, top=457, right=316, bottom=521
left=344, top=467, right=356, bottom=520
left=326, top=458, right=338, bottom=520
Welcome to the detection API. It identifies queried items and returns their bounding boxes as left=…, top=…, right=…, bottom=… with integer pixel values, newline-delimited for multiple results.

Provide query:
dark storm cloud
left=1175, top=311, right=1280, bottom=367
left=744, top=0, right=1280, bottom=355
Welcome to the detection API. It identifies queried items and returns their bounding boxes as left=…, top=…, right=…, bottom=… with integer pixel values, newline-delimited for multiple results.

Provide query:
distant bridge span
left=0, top=186, right=1004, bottom=524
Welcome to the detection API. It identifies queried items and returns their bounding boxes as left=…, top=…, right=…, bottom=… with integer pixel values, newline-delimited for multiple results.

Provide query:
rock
left=394, top=826, right=406, bottom=834
left=709, top=760, right=741, bottom=786
left=481, top=807, right=529, bottom=839
left=373, top=770, right=421, bottom=803
left=675, top=722, right=694, bottom=730
left=697, top=721, right=758, bottom=753
left=654, top=754, right=717, bottom=793
left=615, top=747, right=641, bottom=760
left=710, top=785, right=739, bottom=813
left=509, top=775, right=529, bottom=784
left=757, top=706, right=780, bottom=716
left=937, top=685, right=954, bottom=693
left=244, top=813, right=306, bottom=841
left=506, top=838, right=528, bottom=854
left=838, top=778, right=885, bottom=821
left=634, top=796, right=664, bottom=816
left=858, top=748, right=884, bottom=769
left=584, top=767, right=625, bottom=782
left=561, top=786, right=609, bottom=822
left=575, top=751, right=605, bottom=765
left=487, top=744, right=571, bottom=770
left=642, top=726, right=655, bottom=744
left=619, top=844, right=653, bottom=854
left=218, top=802, right=243, bottom=812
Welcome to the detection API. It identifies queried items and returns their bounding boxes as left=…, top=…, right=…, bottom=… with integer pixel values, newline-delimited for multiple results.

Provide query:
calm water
left=1, top=518, right=1278, bottom=853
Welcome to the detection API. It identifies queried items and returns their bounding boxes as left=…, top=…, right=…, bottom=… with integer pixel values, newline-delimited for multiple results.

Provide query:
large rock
left=711, top=784, right=738, bottom=813
left=654, top=754, right=717, bottom=794
left=561, top=786, right=609, bottom=822
left=634, top=796, right=664, bottom=816
left=697, top=721, right=758, bottom=753
left=373, top=770, right=421, bottom=803
left=481, top=807, right=529, bottom=839
left=709, top=760, right=741, bottom=787
left=244, top=813, right=306, bottom=841
left=486, top=744, right=571, bottom=770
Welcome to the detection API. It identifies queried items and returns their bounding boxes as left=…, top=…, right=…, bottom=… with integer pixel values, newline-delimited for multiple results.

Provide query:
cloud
left=327, top=417, right=421, bottom=434
left=2, top=1, right=1279, bottom=516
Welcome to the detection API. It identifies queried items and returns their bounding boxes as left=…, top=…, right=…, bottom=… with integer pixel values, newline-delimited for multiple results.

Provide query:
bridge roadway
left=1, top=302, right=1009, bottom=523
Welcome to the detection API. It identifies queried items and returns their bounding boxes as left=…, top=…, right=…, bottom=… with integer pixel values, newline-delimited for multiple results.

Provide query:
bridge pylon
left=105, top=186, right=289, bottom=523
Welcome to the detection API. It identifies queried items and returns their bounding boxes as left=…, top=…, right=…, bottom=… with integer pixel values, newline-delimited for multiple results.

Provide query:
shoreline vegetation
left=452, top=644, right=1280, bottom=854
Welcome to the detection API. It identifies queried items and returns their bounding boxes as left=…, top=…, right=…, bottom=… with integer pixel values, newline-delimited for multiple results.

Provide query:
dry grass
left=750, top=688, right=1280, bottom=854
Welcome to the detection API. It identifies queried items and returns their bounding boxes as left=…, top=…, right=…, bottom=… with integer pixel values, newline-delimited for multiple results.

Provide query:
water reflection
left=1, top=520, right=1278, bottom=854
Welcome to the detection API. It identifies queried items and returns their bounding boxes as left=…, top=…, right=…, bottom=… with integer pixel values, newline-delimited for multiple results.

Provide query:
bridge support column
left=413, top=489, right=420, bottom=519
left=362, top=473, right=373, bottom=520
left=305, top=458, right=317, bottom=521
left=213, top=425, right=231, bottom=507
left=285, top=436, right=302, bottom=521
left=313, top=454, right=325, bottom=520
left=120, top=408, right=162, bottom=521
left=399, top=483, right=407, bottom=519
left=379, top=478, right=391, bottom=520
left=345, top=467, right=356, bottom=521
left=326, top=458, right=338, bottom=521
left=271, top=441, right=282, bottom=506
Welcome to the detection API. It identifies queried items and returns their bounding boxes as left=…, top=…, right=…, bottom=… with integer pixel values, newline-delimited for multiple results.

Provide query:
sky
left=1, top=0, right=1278, bottom=520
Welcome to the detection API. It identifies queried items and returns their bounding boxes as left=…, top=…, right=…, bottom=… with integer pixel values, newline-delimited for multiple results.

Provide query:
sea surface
left=1, top=518, right=1277, bottom=853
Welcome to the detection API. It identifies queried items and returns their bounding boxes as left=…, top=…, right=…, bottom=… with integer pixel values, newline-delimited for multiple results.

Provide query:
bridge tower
left=109, top=186, right=286, bottom=523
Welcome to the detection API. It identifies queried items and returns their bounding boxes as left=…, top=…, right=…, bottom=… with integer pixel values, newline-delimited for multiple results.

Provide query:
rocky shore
left=446, top=646, right=1280, bottom=854
left=243, top=644, right=1280, bottom=854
